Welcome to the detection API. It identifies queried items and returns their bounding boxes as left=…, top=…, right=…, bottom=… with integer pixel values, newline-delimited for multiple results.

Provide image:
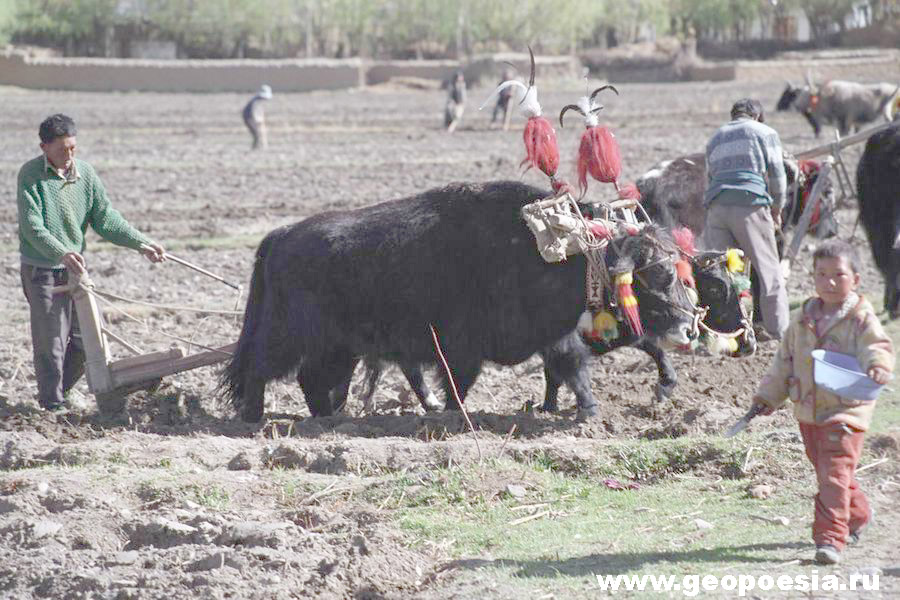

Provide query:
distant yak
left=776, top=78, right=899, bottom=137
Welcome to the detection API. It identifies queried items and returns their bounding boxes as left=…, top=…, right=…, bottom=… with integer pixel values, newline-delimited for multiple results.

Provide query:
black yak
left=359, top=245, right=756, bottom=415
left=221, top=181, right=699, bottom=422
left=776, top=80, right=899, bottom=137
left=857, top=122, right=900, bottom=318
left=538, top=247, right=756, bottom=412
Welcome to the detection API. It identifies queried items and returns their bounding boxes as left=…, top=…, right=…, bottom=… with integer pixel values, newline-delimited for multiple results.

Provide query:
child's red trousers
left=799, top=422, right=870, bottom=551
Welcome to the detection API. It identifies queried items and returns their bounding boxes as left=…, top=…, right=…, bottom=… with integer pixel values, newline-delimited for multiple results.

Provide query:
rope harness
left=522, top=192, right=753, bottom=348
left=523, top=193, right=703, bottom=340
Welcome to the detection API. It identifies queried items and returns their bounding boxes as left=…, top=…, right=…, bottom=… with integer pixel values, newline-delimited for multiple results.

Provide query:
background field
left=0, top=72, right=897, bottom=598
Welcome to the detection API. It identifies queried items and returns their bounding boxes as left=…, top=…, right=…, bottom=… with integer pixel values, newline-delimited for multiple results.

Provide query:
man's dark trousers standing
left=20, top=265, right=85, bottom=409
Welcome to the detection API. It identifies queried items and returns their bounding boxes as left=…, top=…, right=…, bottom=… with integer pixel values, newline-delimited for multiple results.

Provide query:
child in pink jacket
left=752, top=239, right=894, bottom=565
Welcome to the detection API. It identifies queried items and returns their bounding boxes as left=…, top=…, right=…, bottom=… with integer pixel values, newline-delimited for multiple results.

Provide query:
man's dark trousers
left=20, top=264, right=86, bottom=409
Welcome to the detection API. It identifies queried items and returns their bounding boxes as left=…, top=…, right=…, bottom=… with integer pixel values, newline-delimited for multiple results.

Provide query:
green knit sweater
left=17, top=156, right=153, bottom=268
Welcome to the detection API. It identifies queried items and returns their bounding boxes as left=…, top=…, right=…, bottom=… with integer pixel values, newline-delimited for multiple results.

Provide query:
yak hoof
left=421, top=392, right=443, bottom=412
left=540, top=400, right=559, bottom=413
left=241, top=403, right=264, bottom=423
left=655, top=381, right=676, bottom=402
left=576, top=404, right=599, bottom=422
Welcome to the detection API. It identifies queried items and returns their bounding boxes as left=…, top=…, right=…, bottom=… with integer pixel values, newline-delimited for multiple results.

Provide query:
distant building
left=760, top=2, right=878, bottom=42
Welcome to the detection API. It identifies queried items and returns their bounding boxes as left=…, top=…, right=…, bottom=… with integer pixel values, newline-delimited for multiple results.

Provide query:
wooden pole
left=101, top=327, right=144, bottom=356
left=794, top=121, right=893, bottom=160
left=784, top=158, right=834, bottom=265
left=140, top=245, right=242, bottom=291
left=110, top=343, right=236, bottom=388
left=67, top=275, right=115, bottom=394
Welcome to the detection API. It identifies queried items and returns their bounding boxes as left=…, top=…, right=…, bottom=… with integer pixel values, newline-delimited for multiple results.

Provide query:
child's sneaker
left=849, top=507, right=875, bottom=545
left=815, top=545, right=841, bottom=564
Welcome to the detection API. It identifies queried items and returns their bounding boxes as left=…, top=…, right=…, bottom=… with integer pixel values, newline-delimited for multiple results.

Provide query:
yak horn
left=527, top=45, right=536, bottom=88
left=589, top=84, right=619, bottom=103
left=559, top=104, right=586, bottom=127
left=517, top=45, right=538, bottom=106
left=479, top=80, right=527, bottom=111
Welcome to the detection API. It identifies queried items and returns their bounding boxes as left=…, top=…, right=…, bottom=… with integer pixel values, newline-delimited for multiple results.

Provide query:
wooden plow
left=53, top=259, right=240, bottom=412
left=782, top=121, right=894, bottom=269
left=794, top=120, right=895, bottom=205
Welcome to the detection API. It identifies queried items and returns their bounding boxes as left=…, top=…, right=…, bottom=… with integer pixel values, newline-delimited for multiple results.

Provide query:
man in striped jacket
left=703, top=98, right=789, bottom=341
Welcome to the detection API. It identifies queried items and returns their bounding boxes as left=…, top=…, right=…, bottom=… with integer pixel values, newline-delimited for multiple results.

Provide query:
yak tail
left=219, top=234, right=275, bottom=410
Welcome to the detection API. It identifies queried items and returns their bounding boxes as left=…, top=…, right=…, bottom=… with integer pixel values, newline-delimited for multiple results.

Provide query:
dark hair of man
left=813, top=238, right=859, bottom=274
left=38, top=114, right=77, bottom=144
left=730, top=98, right=764, bottom=122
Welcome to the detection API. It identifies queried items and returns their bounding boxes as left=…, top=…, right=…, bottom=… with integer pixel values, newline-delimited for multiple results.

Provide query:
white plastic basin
left=811, top=349, right=884, bottom=402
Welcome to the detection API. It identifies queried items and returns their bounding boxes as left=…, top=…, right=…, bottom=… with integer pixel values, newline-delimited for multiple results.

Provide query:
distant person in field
left=444, top=71, right=466, bottom=133
left=243, top=84, right=273, bottom=150
left=703, top=98, right=789, bottom=341
left=491, top=66, right=516, bottom=130
left=750, top=239, right=893, bottom=565
left=16, top=114, right=166, bottom=412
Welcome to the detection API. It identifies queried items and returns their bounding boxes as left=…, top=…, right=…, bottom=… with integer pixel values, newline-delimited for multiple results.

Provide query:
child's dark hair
left=813, top=239, right=859, bottom=273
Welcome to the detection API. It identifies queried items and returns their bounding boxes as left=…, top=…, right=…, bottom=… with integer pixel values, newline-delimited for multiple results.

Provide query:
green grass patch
left=186, top=484, right=230, bottom=510
left=386, top=425, right=892, bottom=598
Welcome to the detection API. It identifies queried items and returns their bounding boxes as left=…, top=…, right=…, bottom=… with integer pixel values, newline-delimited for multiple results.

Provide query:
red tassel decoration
left=576, top=125, right=620, bottom=193
left=521, top=116, right=560, bottom=179
left=587, top=220, right=612, bottom=240
left=615, top=272, right=643, bottom=336
left=672, top=227, right=696, bottom=256
left=675, top=259, right=695, bottom=289
left=615, top=182, right=641, bottom=200
left=561, top=85, right=640, bottom=200
left=672, top=226, right=697, bottom=288
left=481, top=47, right=572, bottom=193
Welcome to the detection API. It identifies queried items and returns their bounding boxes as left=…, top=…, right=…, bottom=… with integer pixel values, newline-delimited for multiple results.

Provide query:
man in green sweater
left=17, top=113, right=166, bottom=411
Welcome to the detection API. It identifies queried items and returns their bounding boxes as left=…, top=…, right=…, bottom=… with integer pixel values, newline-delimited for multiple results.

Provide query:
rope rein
left=90, top=287, right=243, bottom=316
